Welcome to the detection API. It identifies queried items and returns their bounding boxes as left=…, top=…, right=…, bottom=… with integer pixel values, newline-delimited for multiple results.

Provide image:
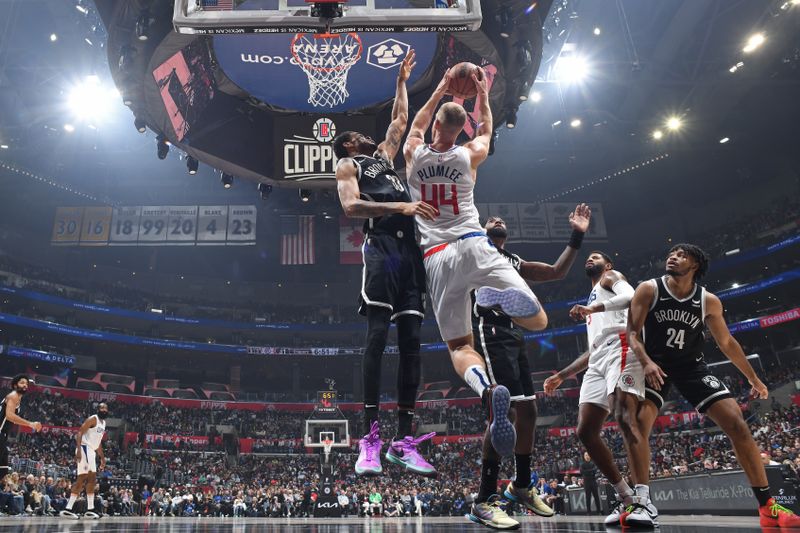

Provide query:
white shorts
left=78, top=444, right=97, bottom=474
left=578, top=333, right=645, bottom=411
left=423, top=234, right=538, bottom=342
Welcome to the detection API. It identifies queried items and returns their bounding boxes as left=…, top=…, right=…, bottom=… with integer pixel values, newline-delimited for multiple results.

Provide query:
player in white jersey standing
left=60, top=403, right=109, bottom=520
left=403, top=68, right=547, bottom=506
left=543, top=251, right=655, bottom=527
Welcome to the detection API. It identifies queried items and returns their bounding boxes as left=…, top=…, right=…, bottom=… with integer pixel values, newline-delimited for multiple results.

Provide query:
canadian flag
left=339, top=216, right=364, bottom=265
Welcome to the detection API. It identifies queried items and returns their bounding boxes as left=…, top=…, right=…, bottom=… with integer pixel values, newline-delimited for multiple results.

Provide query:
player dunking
left=1, top=375, right=42, bottom=479
left=60, top=403, right=109, bottom=519
left=466, top=206, right=590, bottom=530
left=544, top=251, right=656, bottom=527
left=334, top=50, right=438, bottom=477
left=627, top=244, right=800, bottom=528
left=403, top=68, right=547, bottom=498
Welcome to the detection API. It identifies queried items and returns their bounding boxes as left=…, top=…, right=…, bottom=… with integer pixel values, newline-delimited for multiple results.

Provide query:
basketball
left=448, top=62, right=482, bottom=99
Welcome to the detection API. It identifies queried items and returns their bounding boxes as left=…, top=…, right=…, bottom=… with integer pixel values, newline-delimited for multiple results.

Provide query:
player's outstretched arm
left=569, top=270, right=634, bottom=321
left=520, top=203, right=590, bottom=283
left=336, top=160, right=437, bottom=220
left=464, top=68, right=492, bottom=169
left=705, top=292, right=768, bottom=399
left=403, top=69, right=451, bottom=167
left=4, top=394, right=40, bottom=432
left=377, top=50, right=415, bottom=162
left=543, top=350, right=590, bottom=394
left=626, top=282, right=667, bottom=391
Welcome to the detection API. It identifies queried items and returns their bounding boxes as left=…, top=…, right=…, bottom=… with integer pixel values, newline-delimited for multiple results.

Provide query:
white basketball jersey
left=81, top=415, right=106, bottom=450
left=407, top=144, right=482, bottom=247
left=586, top=282, right=628, bottom=349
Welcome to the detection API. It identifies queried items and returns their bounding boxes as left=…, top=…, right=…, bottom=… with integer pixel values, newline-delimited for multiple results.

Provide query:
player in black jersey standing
left=627, top=244, right=800, bottom=528
left=1, top=375, right=42, bottom=479
left=334, top=50, right=439, bottom=477
left=467, top=204, right=590, bottom=530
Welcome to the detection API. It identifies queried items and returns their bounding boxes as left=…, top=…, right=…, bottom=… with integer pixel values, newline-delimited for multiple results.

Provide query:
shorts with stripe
left=579, top=332, right=644, bottom=412
left=358, top=232, right=426, bottom=321
left=424, top=234, right=539, bottom=342
left=0, top=435, right=8, bottom=472
left=473, top=321, right=535, bottom=401
left=644, top=360, right=732, bottom=413
left=78, top=444, right=97, bottom=474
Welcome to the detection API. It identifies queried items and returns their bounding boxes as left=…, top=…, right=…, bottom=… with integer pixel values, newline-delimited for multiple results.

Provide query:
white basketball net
left=291, top=33, right=363, bottom=108
left=323, top=439, right=333, bottom=456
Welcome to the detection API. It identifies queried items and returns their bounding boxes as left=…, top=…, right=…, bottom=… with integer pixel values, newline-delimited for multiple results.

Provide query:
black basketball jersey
left=353, top=153, right=415, bottom=236
left=0, top=395, right=18, bottom=437
left=472, top=246, right=523, bottom=328
left=643, top=276, right=707, bottom=367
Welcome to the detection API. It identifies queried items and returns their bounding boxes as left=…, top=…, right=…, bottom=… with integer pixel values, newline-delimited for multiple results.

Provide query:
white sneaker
left=604, top=501, right=625, bottom=526
left=621, top=500, right=655, bottom=528
left=84, top=511, right=100, bottom=519
left=645, top=500, right=659, bottom=526
left=59, top=510, right=80, bottom=519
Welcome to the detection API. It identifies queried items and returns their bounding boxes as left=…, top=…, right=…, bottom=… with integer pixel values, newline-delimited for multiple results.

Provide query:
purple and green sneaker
left=355, top=420, right=383, bottom=476
left=385, top=432, right=437, bottom=476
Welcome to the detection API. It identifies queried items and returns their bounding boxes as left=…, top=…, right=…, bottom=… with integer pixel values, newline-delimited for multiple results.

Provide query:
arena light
left=156, top=135, right=169, bottom=160
left=134, top=117, right=147, bottom=133
left=530, top=90, right=542, bottom=103
left=552, top=120, right=562, bottom=127
left=666, top=116, right=682, bottom=131
left=570, top=118, right=581, bottom=128
left=221, top=173, right=234, bottom=189
left=75, top=4, right=88, bottom=14
left=731, top=282, right=740, bottom=289
left=299, top=189, right=312, bottom=202
left=186, top=156, right=199, bottom=175
left=554, top=54, right=590, bottom=84
left=593, top=27, right=601, bottom=36
left=50, top=33, right=58, bottom=42
left=258, top=182, right=272, bottom=200
left=652, top=130, right=663, bottom=140
left=136, top=10, right=151, bottom=41
left=506, top=109, right=518, bottom=129
left=67, top=76, right=117, bottom=123
left=0, top=144, right=8, bottom=149
left=63, top=124, right=75, bottom=133
left=743, top=32, right=765, bottom=53
left=719, top=137, right=730, bottom=144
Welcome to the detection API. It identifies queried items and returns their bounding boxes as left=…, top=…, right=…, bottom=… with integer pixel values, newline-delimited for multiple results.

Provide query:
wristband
left=568, top=230, right=585, bottom=249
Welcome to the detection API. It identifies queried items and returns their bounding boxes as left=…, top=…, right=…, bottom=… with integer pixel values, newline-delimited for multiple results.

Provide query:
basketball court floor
left=0, top=515, right=765, bottom=532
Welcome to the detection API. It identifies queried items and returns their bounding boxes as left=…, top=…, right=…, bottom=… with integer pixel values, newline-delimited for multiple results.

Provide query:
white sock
left=66, top=494, right=77, bottom=510
left=87, top=494, right=94, bottom=510
left=635, top=484, right=650, bottom=501
left=613, top=480, right=634, bottom=505
left=463, top=365, right=491, bottom=396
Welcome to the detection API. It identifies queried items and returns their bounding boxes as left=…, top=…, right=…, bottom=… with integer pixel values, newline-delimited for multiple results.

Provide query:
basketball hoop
left=290, top=32, right=363, bottom=108
left=323, top=438, right=333, bottom=457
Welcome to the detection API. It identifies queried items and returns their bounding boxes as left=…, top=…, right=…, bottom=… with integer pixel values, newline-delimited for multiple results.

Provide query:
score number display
left=317, top=390, right=338, bottom=411
left=52, top=205, right=256, bottom=247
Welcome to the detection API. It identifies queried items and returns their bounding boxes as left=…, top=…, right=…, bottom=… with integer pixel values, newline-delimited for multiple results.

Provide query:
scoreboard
left=317, top=390, right=338, bottom=413
left=51, top=205, right=256, bottom=247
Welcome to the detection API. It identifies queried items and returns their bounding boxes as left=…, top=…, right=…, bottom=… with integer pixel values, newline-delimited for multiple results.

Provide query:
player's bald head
left=435, top=102, right=467, bottom=135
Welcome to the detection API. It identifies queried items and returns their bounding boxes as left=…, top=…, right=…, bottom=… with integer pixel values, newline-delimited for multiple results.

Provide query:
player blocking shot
left=1, top=375, right=42, bottom=479
left=334, top=50, right=439, bottom=477
left=60, top=403, right=109, bottom=519
left=403, top=66, right=548, bottom=529
left=468, top=206, right=590, bottom=530
left=625, top=244, right=800, bottom=529
left=545, top=252, right=656, bottom=527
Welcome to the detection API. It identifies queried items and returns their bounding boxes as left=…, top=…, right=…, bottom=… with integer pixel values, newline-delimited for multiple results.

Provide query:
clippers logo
left=283, top=118, right=337, bottom=180
left=366, top=39, right=410, bottom=70
left=621, top=374, right=635, bottom=387
left=313, top=118, right=336, bottom=143
left=702, top=375, right=721, bottom=389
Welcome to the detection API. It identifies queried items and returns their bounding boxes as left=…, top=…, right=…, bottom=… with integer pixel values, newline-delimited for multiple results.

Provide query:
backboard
left=174, top=0, right=482, bottom=34
left=304, top=418, right=350, bottom=448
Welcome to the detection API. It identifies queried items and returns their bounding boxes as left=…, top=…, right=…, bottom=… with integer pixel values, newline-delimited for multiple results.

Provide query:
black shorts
left=0, top=435, right=8, bottom=471
left=473, top=320, right=535, bottom=401
left=358, top=232, right=426, bottom=321
left=644, top=361, right=733, bottom=413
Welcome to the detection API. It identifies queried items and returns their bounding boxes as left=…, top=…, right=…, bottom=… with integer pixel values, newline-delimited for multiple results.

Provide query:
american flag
left=281, top=215, right=315, bottom=265
left=200, top=0, right=234, bottom=11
